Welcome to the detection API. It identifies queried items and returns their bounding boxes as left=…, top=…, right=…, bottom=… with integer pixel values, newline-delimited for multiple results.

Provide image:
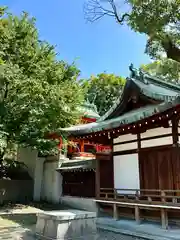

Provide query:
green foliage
left=0, top=8, right=84, bottom=156
left=128, top=0, right=180, bottom=61
left=141, top=59, right=180, bottom=83
left=81, top=73, right=125, bottom=116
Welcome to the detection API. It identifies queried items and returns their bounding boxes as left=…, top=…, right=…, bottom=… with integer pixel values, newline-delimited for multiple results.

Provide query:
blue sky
left=1, top=0, right=151, bottom=78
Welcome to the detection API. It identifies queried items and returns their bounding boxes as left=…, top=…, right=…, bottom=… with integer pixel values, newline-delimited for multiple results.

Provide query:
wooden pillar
left=80, top=140, right=84, bottom=152
left=171, top=117, right=179, bottom=192
left=113, top=203, right=118, bottom=220
left=135, top=206, right=140, bottom=224
left=172, top=118, right=178, bottom=146
left=95, top=157, right=100, bottom=198
left=113, top=189, right=118, bottom=220
left=110, top=138, right=114, bottom=190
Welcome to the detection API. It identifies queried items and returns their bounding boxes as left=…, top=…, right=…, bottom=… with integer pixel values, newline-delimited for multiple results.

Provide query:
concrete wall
left=0, top=180, right=33, bottom=204
left=41, top=157, right=62, bottom=204
left=60, top=196, right=98, bottom=212
left=33, top=157, right=45, bottom=202
left=17, top=147, right=38, bottom=179
left=17, top=148, right=64, bottom=203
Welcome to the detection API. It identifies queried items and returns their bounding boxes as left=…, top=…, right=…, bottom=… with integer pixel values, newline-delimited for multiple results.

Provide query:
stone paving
left=0, top=225, right=141, bottom=240
left=0, top=205, right=141, bottom=240
left=0, top=226, right=31, bottom=240
left=14, top=228, right=140, bottom=240
left=0, top=221, right=141, bottom=240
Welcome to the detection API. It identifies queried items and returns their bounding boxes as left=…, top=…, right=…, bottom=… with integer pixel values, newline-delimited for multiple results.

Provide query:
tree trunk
left=161, top=37, right=180, bottom=63
left=0, top=150, right=5, bottom=163
left=166, top=48, right=180, bottom=63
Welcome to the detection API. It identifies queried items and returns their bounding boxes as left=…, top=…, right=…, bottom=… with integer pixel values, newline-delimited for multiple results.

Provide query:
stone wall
left=0, top=180, right=33, bottom=204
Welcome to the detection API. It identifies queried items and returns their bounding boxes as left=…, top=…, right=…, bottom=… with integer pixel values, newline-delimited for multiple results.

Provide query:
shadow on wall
left=0, top=180, right=33, bottom=205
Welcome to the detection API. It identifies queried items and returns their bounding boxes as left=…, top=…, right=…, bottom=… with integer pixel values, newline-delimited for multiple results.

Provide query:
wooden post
left=161, top=208, right=168, bottom=229
left=135, top=190, right=139, bottom=201
left=161, top=190, right=166, bottom=203
left=172, top=117, right=178, bottom=146
left=80, top=140, right=84, bottom=152
left=148, top=196, right=152, bottom=202
left=113, top=203, right=118, bottom=220
left=113, top=189, right=118, bottom=220
left=114, top=188, right=117, bottom=199
left=95, top=157, right=100, bottom=198
left=135, top=206, right=140, bottom=224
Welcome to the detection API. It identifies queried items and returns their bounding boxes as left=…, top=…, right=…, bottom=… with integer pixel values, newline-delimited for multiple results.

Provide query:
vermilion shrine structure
left=55, top=102, right=111, bottom=198
left=60, top=67, right=180, bottom=228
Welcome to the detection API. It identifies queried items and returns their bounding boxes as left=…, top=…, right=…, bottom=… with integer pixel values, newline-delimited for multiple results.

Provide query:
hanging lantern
left=108, top=132, right=111, bottom=139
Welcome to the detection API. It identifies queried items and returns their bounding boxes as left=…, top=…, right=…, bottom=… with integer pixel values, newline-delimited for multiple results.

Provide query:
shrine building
left=60, top=66, right=180, bottom=228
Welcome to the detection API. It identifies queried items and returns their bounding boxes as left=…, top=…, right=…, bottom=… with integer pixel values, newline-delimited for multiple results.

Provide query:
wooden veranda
left=95, top=188, right=180, bottom=229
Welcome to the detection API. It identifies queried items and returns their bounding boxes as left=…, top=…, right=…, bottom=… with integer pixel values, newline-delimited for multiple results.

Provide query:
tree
left=141, top=59, right=180, bottom=83
left=84, top=0, right=180, bottom=63
left=0, top=8, right=84, bottom=159
left=82, top=73, right=125, bottom=116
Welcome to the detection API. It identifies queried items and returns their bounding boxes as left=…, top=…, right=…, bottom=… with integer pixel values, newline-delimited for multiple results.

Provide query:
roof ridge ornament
left=129, top=64, right=148, bottom=84
left=129, top=63, right=137, bottom=78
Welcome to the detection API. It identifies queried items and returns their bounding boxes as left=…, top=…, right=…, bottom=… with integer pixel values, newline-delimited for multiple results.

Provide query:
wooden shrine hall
left=61, top=66, right=180, bottom=228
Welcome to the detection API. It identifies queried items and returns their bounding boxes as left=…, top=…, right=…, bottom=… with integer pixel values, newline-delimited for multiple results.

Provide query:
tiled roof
left=60, top=69, right=180, bottom=136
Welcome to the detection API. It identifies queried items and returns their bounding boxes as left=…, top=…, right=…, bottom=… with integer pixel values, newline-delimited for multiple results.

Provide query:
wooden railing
left=99, top=188, right=180, bottom=205
left=96, top=188, right=180, bottom=229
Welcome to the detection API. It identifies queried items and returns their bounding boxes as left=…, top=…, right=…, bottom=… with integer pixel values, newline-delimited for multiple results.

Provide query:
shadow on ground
left=0, top=213, right=37, bottom=228
left=0, top=202, right=74, bottom=229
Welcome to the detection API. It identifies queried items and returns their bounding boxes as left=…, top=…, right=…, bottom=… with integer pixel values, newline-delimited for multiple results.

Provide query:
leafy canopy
left=141, top=59, right=180, bottom=83
left=0, top=7, right=84, bottom=157
left=82, top=73, right=125, bottom=116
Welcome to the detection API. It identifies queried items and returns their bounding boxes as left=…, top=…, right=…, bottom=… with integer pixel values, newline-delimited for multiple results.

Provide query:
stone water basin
left=36, top=210, right=97, bottom=239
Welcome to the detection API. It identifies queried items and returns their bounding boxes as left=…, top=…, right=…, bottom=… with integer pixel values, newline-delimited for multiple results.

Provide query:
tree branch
left=84, top=0, right=129, bottom=24
left=108, top=0, right=129, bottom=24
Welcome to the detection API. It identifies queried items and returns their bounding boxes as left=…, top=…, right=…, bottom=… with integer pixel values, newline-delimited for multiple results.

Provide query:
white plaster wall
left=41, top=161, right=62, bottom=203
left=141, top=136, right=172, bottom=148
left=113, top=128, right=173, bottom=151
left=114, top=134, right=137, bottom=144
left=113, top=142, right=137, bottom=152
left=113, top=154, right=140, bottom=194
left=178, top=127, right=180, bottom=134
left=17, top=147, right=38, bottom=179
left=178, top=127, right=180, bottom=143
left=140, top=127, right=172, bottom=138
left=141, top=127, right=172, bottom=148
